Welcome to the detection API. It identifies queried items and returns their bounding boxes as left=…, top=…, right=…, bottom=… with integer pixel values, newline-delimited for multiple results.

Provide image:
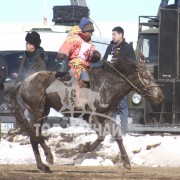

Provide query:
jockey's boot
left=75, top=70, right=90, bottom=110
left=75, top=79, right=90, bottom=111
left=79, top=79, right=90, bottom=88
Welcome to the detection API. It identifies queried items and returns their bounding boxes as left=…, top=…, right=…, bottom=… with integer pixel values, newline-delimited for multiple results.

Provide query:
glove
left=90, top=50, right=101, bottom=63
left=57, top=53, right=67, bottom=63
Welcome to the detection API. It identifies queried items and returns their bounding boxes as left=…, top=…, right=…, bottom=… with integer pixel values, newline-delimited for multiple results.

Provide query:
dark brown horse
left=11, top=60, right=164, bottom=173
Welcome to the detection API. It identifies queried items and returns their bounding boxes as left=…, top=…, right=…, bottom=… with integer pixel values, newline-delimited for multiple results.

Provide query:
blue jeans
left=114, top=96, right=128, bottom=131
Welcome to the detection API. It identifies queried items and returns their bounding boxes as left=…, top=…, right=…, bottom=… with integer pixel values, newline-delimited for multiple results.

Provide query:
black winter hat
left=25, top=31, right=41, bottom=48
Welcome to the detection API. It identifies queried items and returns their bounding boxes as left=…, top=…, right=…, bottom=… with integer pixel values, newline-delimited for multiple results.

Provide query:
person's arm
left=103, top=45, right=111, bottom=60
left=40, top=52, right=48, bottom=71
left=32, top=56, right=47, bottom=72
left=126, top=45, right=136, bottom=61
left=57, top=36, right=78, bottom=62
left=88, top=45, right=101, bottom=63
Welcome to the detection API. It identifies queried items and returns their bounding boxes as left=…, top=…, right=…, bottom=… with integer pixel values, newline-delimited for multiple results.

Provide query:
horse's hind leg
left=30, top=137, right=52, bottom=173
left=39, top=140, right=53, bottom=165
left=31, top=110, right=52, bottom=173
left=39, top=108, right=54, bottom=165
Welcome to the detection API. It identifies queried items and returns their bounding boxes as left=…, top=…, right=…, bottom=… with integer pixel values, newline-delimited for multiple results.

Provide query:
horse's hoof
left=45, top=167, right=53, bottom=173
left=121, top=155, right=131, bottom=170
left=123, top=163, right=131, bottom=170
left=38, top=165, right=52, bottom=173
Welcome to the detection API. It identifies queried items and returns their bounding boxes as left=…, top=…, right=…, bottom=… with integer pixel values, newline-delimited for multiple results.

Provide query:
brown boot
left=75, top=80, right=90, bottom=110
left=78, top=79, right=90, bottom=88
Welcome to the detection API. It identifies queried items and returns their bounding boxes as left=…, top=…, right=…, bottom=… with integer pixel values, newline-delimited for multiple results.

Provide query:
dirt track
left=0, top=165, right=180, bottom=180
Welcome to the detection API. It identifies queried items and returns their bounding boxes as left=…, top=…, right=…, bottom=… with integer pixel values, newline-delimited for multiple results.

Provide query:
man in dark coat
left=0, top=55, right=8, bottom=104
left=103, top=26, right=136, bottom=136
left=103, top=27, right=136, bottom=62
left=16, top=31, right=48, bottom=83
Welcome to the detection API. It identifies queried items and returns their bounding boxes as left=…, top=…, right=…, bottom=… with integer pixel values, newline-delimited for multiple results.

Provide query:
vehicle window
left=45, top=51, right=59, bottom=71
left=0, top=51, right=59, bottom=80
left=136, top=34, right=158, bottom=64
left=0, top=51, right=23, bottom=79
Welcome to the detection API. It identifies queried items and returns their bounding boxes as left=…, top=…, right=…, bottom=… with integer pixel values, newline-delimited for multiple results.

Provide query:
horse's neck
left=90, top=69, right=133, bottom=106
left=46, top=72, right=57, bottom=87
left=115, top=77, right=133, bottom=99
left=119, top=73, right=134, bottom=94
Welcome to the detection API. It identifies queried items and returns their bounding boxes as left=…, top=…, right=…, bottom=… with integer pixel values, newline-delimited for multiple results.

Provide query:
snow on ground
left=1, top=120, right=180, bottom=167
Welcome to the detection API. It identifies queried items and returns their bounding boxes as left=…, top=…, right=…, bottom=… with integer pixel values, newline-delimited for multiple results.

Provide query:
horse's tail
left=10, top=83, right=44, bottom=141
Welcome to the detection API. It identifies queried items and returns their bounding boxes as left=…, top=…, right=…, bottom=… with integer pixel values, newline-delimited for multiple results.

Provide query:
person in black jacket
left=103, top=26, right=136, bottom=136
left=16, top=31, right=48, bottom=83
left=0, top=55, right=8, bottom=104
left=103, top=27, right=136, bottom=62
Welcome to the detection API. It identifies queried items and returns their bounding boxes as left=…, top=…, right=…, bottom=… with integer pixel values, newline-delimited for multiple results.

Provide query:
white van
left=0, top=29, right=110, bottom=131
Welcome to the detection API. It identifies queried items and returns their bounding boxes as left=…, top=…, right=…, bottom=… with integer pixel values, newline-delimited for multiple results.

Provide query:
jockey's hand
left=57, top=53, right=67, bottom=63
left=92, top=50, right=101, bottom=62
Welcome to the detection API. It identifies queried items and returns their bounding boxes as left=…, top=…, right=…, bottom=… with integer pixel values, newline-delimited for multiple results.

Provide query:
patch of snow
left=2, top=126, right=180, bottom=167
left=80, top=158, right=101, bottom=166
left=131, top=156, right=145, bottom=166
left=101, top=159, right=114, bottom=166
left=80, top=157, right=114, bottom=166
left=0, top=139, right=35, bottom=164
left=48, top=108, right=63, bottom=117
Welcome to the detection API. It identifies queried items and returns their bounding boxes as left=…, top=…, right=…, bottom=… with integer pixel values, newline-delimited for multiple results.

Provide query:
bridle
left=102, top=59, right=158, bottom=98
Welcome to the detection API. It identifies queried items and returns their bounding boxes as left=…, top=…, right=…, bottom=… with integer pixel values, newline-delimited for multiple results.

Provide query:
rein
left=102, top=59, right=155, bottom=97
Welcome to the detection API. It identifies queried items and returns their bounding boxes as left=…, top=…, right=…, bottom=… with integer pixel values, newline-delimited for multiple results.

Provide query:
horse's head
left=114, top=60, right=164, bottom=106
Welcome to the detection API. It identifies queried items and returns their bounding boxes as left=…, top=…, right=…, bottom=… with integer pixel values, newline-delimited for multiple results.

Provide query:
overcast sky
left=0, top=0, right=168, bottom=23
left=0, top=0, right=175, bottom=43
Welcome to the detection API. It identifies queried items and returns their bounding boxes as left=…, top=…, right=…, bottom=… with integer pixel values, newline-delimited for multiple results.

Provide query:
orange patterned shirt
left=58, top=26, right=95, bottom=79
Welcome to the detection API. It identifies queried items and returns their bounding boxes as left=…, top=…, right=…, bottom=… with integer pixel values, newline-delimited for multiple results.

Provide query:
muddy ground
left=0, top=165, right=180, bottom=180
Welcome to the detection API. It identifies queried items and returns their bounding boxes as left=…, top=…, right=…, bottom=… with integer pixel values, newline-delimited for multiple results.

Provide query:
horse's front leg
left=30, top=137, right=52, bottom=173
left=39, top=140, right=54, bottom=165
left=102, top=118, right=131, bottom=170
left=110, top=119, right=131, bottom=170
left=79, top=137, right=104, bottom=153
left=79, top=115, right=105, bottom=153
left=38, top=110, right=54, bottom=165
left=116, top=137, right=131, bottom=170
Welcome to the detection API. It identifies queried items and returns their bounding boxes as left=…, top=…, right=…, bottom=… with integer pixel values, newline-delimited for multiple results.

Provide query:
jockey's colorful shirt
left=58, top=26, right=95, bottom=80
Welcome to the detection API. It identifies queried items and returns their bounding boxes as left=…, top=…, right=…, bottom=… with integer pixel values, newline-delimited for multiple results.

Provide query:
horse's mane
left=113, top=59, right=138, bottom=75
left=90, top=59, right=139, bottom=77
left=59, top=59, right=143, bottom=83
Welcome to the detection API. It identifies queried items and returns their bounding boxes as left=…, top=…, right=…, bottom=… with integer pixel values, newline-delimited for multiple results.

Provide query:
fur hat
left=79, top=17, right=94, bottom=32
left=25, top=31, right=41, bottom=48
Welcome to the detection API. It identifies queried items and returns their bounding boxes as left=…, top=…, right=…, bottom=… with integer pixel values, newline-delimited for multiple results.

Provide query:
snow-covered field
left=1, top=118, right=180, bottom=168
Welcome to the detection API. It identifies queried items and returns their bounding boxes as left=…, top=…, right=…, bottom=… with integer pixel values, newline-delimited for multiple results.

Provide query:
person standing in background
left=16, top=31, right=48, bottom=83
left=103, top=26, right=136, bottom=135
